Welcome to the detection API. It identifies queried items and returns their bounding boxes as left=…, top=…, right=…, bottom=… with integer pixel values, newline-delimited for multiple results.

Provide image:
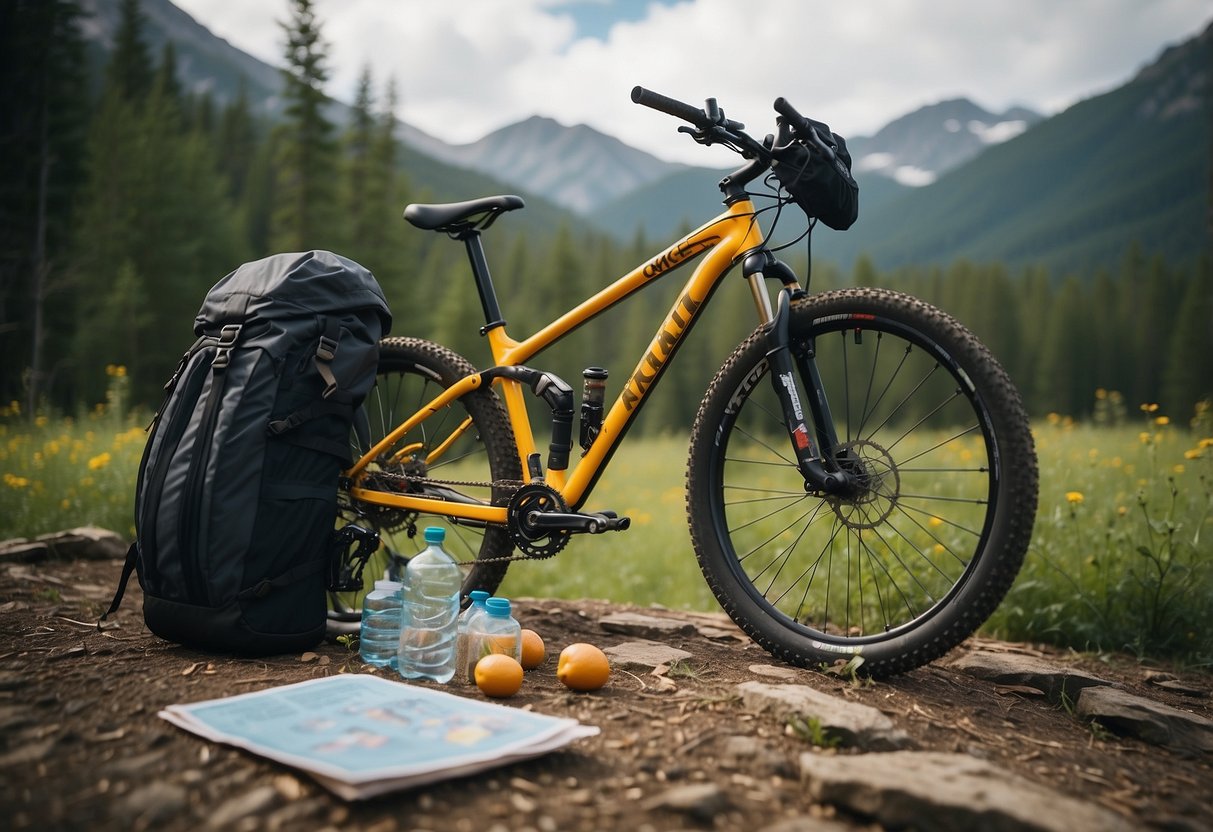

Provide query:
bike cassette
left=507, top=483, right=571, bottom=559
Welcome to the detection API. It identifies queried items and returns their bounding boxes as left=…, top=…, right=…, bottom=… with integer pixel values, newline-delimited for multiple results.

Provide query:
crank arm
left=524, top=510, right=631, bottom=535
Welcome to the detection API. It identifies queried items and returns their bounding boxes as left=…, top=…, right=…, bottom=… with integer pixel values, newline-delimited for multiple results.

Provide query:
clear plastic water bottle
left=467, top=597, right=523, bottom=670
left=455, top=590, right=491, bottom=684
left=397, top=527, right=462, bottom=683
left=359, top=575, right=403, bottom=668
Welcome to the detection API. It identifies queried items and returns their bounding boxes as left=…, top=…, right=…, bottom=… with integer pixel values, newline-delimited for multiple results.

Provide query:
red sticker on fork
left=792, top=424, right=811, bottom=450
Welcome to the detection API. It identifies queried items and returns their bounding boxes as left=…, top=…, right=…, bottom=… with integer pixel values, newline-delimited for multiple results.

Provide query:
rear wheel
left=328, top=337, right=521, bottom=630
left=687, top=288, right=1037, bottom=676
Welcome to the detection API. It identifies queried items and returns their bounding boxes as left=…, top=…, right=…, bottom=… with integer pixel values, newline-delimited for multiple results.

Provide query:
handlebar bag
left=771, top=129, right=860, bottom=231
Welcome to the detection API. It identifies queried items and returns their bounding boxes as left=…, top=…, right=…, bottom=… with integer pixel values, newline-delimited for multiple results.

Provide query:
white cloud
left=172, top=0, right=1211, bottom=164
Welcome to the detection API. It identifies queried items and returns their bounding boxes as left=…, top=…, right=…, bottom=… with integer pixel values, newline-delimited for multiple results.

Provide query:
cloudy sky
left=172, top=0, right=1210, bottom=165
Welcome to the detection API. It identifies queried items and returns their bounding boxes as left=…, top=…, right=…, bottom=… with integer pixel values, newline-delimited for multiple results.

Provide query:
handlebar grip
left=631, top=86, right=710, bottom=129
left=773, top=96, right=811, bottom=133
left=773, top=96, right=837, bottom=161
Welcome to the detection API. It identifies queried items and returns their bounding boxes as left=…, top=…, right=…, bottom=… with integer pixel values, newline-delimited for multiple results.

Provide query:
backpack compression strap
left=100, top=540, right=140, bottom=625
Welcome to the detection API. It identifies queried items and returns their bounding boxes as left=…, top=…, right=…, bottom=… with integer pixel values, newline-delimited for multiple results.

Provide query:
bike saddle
left=403, top=195, right=525, bottom=234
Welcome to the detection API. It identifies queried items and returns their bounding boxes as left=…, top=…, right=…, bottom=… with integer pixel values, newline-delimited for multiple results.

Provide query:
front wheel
left=687, top=288, right=1038, bottom=676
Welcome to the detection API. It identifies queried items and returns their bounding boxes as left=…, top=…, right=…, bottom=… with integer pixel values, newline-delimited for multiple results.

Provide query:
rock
left=1076, top=686, right=1213, bottom=753
left=207, top=785, right=280, bottom=828
left=121, top=781, right=188, bottom=826
left=799, top=750, right=1135, bottom=832
left=720, top=734, right=794, bottom=777
left=34, top=527, right=128, bottom=561
left=603, top=640, right=692, bottom=671
left=599, top=611, right=697, bottom=640
left=641, top=783, right=729, bottom=821
left=738, top=681, right=913, bottom=751
left=0, top=540, right=49, bottom=563
left=949, top=650, right=1114, bottom=703
left=0, top=738, right=57, bottom=767
left=108, top=750, right=168, bottom=778
left=749, top=664, right=802, bottom=681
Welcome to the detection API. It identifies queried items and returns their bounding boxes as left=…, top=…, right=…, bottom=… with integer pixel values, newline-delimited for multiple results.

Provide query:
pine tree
left=106, top=0, right=154, bottom=102
left=1162, top=258, right=1213, bottom=420
left=0, top=0, right=88, bottom=411
left=270, top=0, right=337, bottom=252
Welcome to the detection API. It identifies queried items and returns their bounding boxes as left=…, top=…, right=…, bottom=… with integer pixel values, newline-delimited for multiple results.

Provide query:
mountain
left=76, top=0, right=597, bottom=240
left=422, top=116, right=687, bottom=214
left=78, top=0, right=283, bottom=118
left=847, top=99, right=1042, bottom=187
left=814, top=20, right=1213, bottom=274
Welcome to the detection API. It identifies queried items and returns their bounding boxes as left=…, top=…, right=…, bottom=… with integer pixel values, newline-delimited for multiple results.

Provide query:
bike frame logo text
left=642, top=236, right=720, bottom=279
left=622, top=291, right=702, bottom=411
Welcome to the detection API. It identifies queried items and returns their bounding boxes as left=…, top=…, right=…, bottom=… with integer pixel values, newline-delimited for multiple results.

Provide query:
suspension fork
left=744, top=253, right=849, bottom=494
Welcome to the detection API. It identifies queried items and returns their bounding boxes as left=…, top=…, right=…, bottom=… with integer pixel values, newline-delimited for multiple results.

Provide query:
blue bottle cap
left=469, top=590, right=490, bottom=604
left=485, top=597, right=511, bottom=616
left=424, top=526, right=446, bottom=544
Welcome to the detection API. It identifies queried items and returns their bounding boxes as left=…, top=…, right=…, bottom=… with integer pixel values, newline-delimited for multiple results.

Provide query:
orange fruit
left=520, top=629, right=546, bottom=670
left=474, top=654, right=524, bottom=698
left=556, top=643, right=610, bottom=691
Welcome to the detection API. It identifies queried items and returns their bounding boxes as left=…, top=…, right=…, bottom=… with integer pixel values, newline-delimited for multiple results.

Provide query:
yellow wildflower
left=1138, top=432, right=1151, bottom=445
left=1199, top=438, right=1213, bottom=449
left=4, top=473, right=30, bottom=489
left=34, top=415, right=48, bottom=428
left=1185, top=449, right=1203, bottom=460
left=1141, top=403, right=1159, bottom=413
left=928, top=516, right=944, bottom=528
left=87, top=452, right=111, bottom=471
left=1154, top=416, right=1169, bottom=426
left=1117, top=506, right=1128, bottom=517
left=1173, top=464, right=1185, bottom=475
left=1065, top=491, right=1084, bottom=504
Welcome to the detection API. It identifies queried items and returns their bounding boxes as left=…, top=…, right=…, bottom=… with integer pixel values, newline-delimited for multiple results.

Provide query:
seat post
left=462, top=231, right=506, bottom=333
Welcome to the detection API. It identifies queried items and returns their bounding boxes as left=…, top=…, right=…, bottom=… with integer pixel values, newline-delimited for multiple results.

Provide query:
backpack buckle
left=212, top=324, right=242, bottom=370
left=316, top=335, right=338, bottom=362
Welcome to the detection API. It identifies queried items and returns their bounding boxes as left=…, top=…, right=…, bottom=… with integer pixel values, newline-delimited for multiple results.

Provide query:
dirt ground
left=2, top=555, right=1211, bottom=831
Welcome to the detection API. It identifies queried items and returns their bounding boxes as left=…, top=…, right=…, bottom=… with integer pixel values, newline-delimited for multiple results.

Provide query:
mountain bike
left=328, top=87, right=1039, bottom=677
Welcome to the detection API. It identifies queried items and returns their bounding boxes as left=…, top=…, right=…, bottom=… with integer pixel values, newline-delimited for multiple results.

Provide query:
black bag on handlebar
left=771, top=127, right=859, bottom=231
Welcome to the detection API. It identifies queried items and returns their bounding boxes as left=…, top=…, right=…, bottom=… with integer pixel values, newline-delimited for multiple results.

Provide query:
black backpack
left=104, top=251, right=391, bottom=655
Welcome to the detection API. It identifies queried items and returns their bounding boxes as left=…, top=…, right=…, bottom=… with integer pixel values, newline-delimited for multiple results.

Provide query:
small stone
left=641, top=783, right=729, bottom=822
left=207, top=785, right=280, bottom=828
left=603, top=640, right=692, bottom=671
left=738, top=682, right=912, bottom=751
left=122, top=782, right=187, bottom=825
left=749, top=664, right=801, bottom=681
left=108, top=750, right=167, bottom=778
left=600, top=611, right=697, bottom=640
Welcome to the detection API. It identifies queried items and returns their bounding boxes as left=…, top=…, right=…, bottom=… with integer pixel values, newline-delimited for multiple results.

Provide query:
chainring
left=507, top=483, right=571, bottom=559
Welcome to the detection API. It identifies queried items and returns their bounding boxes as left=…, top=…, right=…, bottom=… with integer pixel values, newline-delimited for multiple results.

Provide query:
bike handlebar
left=632, top=86, right=836, bottom=165
left=630, top=86, right=712, bottom=130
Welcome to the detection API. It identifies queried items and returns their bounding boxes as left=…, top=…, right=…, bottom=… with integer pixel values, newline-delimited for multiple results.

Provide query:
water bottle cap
left=469, top=590, right=490, bottom=604
left=424, top=526, right=446, bottom=544
left=373, top=579, right=401, bottom=591
left=485, top=597, right=511, bottom=616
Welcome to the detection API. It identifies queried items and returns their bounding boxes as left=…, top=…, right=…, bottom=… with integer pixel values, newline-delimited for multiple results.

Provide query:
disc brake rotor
left=826, top=439, right=900, bottom=530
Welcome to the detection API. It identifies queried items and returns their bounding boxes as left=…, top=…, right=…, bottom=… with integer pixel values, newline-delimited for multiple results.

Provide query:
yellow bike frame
left=346, top=197, right=768, bottom=522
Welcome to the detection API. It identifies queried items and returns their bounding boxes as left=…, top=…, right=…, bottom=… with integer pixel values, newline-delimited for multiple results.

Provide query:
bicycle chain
left=352, top=471, right=543, bottom=566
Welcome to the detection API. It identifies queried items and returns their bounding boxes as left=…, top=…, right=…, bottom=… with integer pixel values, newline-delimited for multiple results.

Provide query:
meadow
left=2, top=375, right=1210, bottom=666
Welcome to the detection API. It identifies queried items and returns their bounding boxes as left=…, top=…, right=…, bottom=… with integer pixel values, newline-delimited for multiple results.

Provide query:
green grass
left=4, top=377, right=1210, bottom=665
